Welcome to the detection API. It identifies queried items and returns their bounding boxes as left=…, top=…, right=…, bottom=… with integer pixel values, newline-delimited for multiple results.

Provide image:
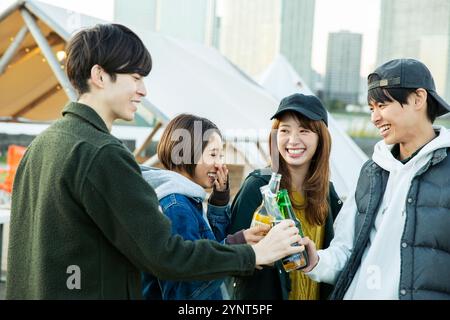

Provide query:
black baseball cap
left=270, top=93, right=328, bottom=126
left=368, top=58, right=450, bottom=117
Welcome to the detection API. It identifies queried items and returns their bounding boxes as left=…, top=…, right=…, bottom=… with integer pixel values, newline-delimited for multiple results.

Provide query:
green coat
left=227, top=169, right=343, bottom=300
left=6, top=102, right=255, bottom=299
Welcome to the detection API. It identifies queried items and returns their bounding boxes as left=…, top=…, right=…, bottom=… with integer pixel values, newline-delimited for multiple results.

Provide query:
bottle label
left=282, top=244, right=309, bottom=272
left=250, top=212, right=274, bottom=234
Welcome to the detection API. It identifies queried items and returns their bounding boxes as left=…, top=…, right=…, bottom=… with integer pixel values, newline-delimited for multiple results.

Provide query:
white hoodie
left=307, top=126, right=450, bottom=299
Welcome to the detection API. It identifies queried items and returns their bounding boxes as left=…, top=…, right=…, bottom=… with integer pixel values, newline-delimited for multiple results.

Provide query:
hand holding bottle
left=298, top=236, right=320, bottom=273
left=243, top=224, right=270, bottom=245
left=251, top=219, right=303, bottom=268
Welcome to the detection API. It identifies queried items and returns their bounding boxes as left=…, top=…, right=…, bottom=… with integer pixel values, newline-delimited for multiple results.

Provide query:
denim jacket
left=140, top=166, right=230, bottom=300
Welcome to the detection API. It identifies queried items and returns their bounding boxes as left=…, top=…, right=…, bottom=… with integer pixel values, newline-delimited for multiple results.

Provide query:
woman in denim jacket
left=141, top=114, right=267, bottom=300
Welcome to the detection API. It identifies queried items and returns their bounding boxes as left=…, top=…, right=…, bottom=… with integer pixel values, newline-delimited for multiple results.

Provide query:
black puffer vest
left=330, top=148, right=450, bottom=300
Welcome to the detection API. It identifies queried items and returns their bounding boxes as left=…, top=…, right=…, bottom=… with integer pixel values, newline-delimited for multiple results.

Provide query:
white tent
left=259, top=55, right=368, bottom=199
left=1, top=1, right=367, bottom=199
left=19, top=0, right=277, bottom=130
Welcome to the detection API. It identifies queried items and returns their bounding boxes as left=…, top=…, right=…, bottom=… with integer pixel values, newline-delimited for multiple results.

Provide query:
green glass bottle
left=277, top=189, right=309, bottom=272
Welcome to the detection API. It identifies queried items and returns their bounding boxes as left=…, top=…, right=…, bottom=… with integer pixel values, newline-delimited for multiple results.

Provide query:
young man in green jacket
left=6, top=24, right=302, bottom=299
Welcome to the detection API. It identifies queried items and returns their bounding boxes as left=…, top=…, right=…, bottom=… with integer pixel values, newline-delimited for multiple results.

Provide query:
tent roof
left=1, top=2, right=368, bottom=196
left=258, top=54, right=369, bottom=198
left=259, top=54, right=314, bottom=96
left=0, top=1, right=68, bottom=120
left=0, top=0, right=276, bottom=136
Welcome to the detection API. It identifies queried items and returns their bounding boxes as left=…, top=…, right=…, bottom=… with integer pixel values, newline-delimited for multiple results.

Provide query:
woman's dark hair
left=158, top=114, right=222, bottom=177
left=368, top=73, right=439, bottom=123
left=66, top=24, right=152, bottom=95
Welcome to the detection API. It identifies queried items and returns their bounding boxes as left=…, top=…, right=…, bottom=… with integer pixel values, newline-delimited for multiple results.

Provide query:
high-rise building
left=280, top=0, right=315, bottom=88
left=216, top=0, right=280, bottom=76
left=114, top=0, right=217, bottom=45
left=157, top=0, right=216, bottom=44
left=377, top=0, right=450, bottom=101
left=324, top=31, right=362, bottom=105
left=114, top=0, right=157, bottom=32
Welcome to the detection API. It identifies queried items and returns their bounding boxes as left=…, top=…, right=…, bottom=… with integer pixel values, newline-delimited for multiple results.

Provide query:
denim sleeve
left=159, top=202, right=224, bottom=300
left=206, top=203, right=231, bottom=243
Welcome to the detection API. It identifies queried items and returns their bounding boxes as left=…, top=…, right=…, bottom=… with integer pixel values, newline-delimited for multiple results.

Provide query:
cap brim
left=429, top=91, right=450, bottom=117
left=270, top=107, right=323, bottom=121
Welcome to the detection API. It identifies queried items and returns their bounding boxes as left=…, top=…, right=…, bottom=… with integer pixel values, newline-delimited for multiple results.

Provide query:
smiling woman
left=228, top=93, right=343, bottom=301
left=140, top=113, right=269, bottom=300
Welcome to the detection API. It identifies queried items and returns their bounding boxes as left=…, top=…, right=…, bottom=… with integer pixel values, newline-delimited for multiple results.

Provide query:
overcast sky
left=0, top=0, right=380, bottom=76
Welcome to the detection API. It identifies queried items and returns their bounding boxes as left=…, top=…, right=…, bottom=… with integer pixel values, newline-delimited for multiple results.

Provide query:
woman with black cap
left=227, top=93, right=343, bottom=300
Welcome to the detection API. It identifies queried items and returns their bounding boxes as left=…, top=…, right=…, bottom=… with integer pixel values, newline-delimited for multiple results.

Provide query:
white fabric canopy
left=2, top=2, right=368, bottom=197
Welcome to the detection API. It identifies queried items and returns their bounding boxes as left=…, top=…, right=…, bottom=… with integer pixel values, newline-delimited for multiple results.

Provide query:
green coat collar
left=62, top=102, right=109, bottom=134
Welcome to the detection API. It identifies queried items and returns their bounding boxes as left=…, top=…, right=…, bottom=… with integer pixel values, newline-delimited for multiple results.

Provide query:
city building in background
left=377, top=0, right=450, bottom=101
left=216, top=0, right=280, bottom=76
left=324, top=31, right=362, bottom=106
left=114, top=0, right=157, bottom=32
left=114, top=0, right=217, bottom=45
left=114, top=0, right=317, bottom=87
left=280, top=0, right=315, bottom=89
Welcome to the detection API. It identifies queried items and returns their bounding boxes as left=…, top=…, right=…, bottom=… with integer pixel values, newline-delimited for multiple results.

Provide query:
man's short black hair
left=66, top=24, right=152, bottom=95
left=367, top=73, right=439, bottom=123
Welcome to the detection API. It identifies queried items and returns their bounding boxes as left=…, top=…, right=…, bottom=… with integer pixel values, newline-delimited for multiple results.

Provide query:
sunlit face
left=103, top=73, right=147, bottom=121
left=276, top=113, right=319, bottom=169
left=369, top=94, right=418, bottom=145
left=192, top=132, right=225, bottom=188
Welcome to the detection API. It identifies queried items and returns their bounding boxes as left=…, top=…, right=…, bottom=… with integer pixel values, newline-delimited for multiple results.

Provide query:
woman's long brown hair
left=269, top=111, right=331, bottom=226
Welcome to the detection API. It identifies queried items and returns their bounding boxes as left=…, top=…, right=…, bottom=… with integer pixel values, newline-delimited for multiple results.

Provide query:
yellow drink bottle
left=250, top=172, right=282, bottom=231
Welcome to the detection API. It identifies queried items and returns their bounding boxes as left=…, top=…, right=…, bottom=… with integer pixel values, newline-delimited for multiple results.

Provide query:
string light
left=56, top=50, right=66, bottom=62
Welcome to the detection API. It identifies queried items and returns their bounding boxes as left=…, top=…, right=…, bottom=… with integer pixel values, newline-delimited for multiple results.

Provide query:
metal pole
left=20, top=8, right=78, bottom=101
left=133, top=121, right=163, bottom=158
left=0, top=25, right=28, bottom=75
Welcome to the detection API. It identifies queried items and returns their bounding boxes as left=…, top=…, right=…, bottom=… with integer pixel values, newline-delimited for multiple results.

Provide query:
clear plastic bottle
left=249, top=172, right=282, bottom=232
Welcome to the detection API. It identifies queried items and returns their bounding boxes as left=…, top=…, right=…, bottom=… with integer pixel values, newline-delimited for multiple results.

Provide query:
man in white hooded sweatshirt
left=300, top=58, right=450, bottom=300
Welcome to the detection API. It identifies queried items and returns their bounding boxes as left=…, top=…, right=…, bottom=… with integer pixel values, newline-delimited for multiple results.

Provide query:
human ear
left=89, top=64, right=105, bottom=89
left=413, top=88, right=427, bottom=110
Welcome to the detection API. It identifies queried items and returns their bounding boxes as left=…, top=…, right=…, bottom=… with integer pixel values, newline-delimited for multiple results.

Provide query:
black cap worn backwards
left=270, top=93, right=328, bottom=126
left=368, top=58, right=450, bottom=116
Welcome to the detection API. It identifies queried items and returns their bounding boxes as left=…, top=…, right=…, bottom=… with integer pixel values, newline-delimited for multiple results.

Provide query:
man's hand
left=299, top=236, right=319, bottom=273
left=251, top=219, right=302, bottom=267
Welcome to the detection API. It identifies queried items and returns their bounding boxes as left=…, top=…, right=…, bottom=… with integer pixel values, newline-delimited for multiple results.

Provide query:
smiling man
left=5, top=23, right=303, bottom=299
left=300, top=58, right=450, bottom=299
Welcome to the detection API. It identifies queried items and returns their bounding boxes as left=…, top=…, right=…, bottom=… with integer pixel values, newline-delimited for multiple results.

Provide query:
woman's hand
left=213, top=164, right=229, bottom=192
left=243, top=224, right=270, bottom=245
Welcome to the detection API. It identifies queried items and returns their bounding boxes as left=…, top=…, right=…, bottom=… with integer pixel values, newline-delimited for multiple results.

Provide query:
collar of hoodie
left=372, top=126, right=450, bottom=173
left=140, top=165, right=206, bottom=201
